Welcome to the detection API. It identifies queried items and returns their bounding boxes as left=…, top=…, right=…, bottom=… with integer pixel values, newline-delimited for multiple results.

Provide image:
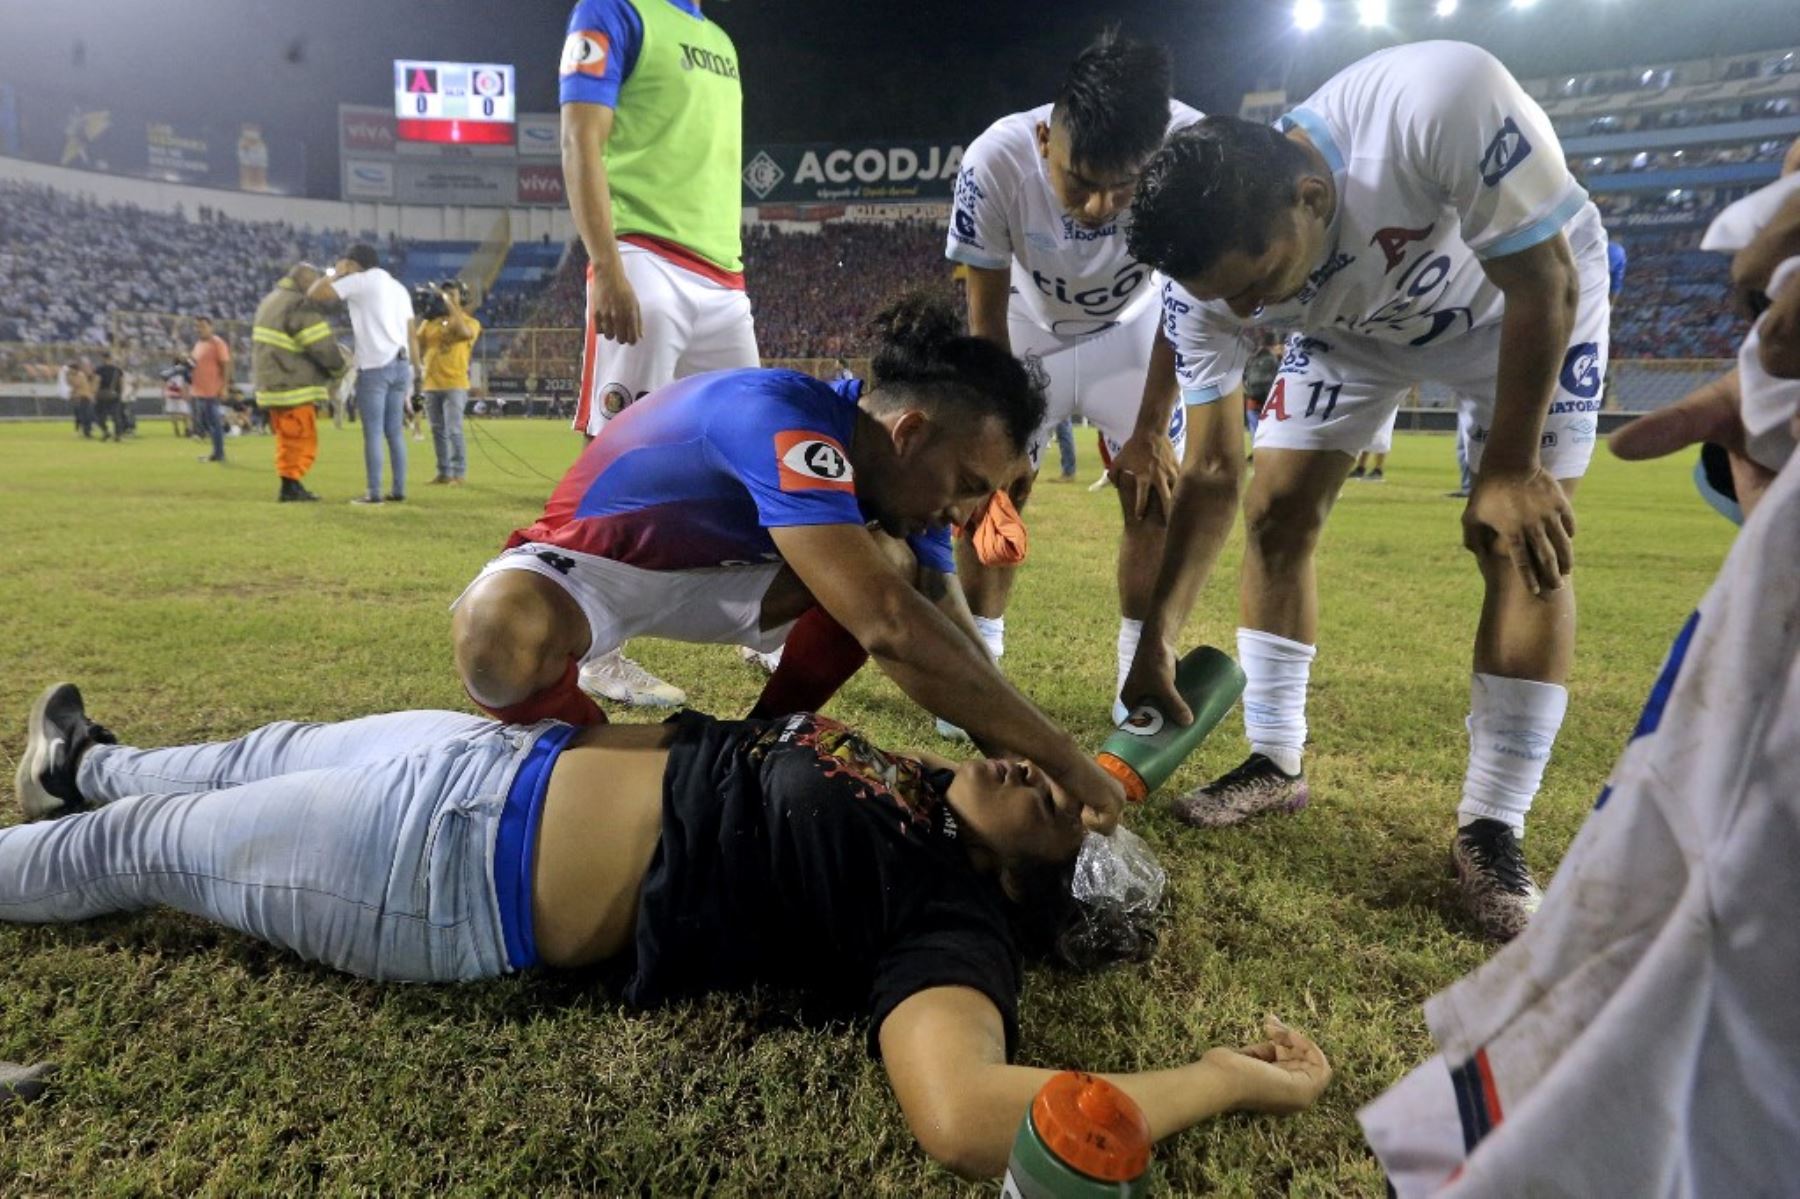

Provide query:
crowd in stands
left=741, top=220, right=952, bottom=359
left=493, top=221, right=954, bottom=362
left=0, top=181, right=354, bottom=348
left=0, top=175, right=1773, bottom=378
left=1610, top=230, right=1740, bottom=359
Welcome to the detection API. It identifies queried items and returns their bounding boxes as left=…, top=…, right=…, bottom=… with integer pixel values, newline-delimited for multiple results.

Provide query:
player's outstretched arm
left=1467, top=233, right=1581, bottom=596
left=879, top=987, right=1330, bottom=1180
left=769, top=522, right=1124, bottom=830
left=1120, top=384, right=1247, bottom=726
left=561, top=101, right=641, bottom=345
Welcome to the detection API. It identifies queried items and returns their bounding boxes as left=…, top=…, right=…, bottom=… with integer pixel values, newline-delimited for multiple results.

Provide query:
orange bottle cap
left=1031, top=1071, right=1152, bottom=1182
left=1094, top=753, right=1148, bottom=803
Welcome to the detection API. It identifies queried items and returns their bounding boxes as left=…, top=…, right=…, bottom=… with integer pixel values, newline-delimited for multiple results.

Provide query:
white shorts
left=573, top=243, right=761, bottom=436
left=1010, top=300, right=1183, bottom=470
left=452, top=543, right=793, bottom=661
left=1363, top=409, right=1399, bottom=455
left=1255, top=239, right=1611, bottom=481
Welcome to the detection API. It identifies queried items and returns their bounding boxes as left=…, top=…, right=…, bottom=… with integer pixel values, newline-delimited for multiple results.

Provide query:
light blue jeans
left=356, top=356, right=411, bottom=498
left=427, top=388, right=468, bottom=480
left=0, top=712, right=541, bottom=982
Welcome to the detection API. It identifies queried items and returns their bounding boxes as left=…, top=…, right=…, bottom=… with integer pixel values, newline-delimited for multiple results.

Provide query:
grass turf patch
left=0, top=418, right=1727, bottom=1194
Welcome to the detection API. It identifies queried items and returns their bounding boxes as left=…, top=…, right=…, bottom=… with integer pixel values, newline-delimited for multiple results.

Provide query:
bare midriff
left=530, top=722, right=676, bottom=968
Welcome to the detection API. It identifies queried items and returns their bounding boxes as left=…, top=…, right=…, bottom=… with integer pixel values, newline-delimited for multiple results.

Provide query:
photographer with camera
left=307, top=243, right=416, bottom=505
left=414, top=278, right=481, bottom=485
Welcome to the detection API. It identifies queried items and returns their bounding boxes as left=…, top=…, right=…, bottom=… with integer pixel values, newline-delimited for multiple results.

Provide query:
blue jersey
left=510, top=368, right=955, bottom=574
left=558, top=0, right=701, bottom=108
left=1608, top=240, right=1628, bottom=298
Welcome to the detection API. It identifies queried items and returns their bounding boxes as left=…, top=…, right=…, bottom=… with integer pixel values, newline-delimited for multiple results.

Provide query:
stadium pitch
left=0, top=420, right=1727, bottom=1193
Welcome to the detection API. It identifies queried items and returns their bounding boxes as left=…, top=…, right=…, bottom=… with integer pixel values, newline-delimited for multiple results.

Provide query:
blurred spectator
left=416, top=280, right=480, bottom=486
left=68, top=358, right=96, bottom=438
left=310, top=243, right=415, bottom=505
left=93, top=350, right=125, bottom=441
left=190, top=316, right=232, bottom=463
left=160, top=356, right=191, bottom=438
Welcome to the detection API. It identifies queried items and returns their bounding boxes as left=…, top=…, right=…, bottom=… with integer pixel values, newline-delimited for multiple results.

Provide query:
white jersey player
left=945, top=30, right=1219, bottom=724
left=1121, top=42, right=1613, bottom=940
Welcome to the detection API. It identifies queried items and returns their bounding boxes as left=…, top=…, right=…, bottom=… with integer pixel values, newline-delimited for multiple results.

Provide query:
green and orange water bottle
left=1096, top=646, right=1246, bottom=804
left=1003, top=1072, right=1152, bottom=1197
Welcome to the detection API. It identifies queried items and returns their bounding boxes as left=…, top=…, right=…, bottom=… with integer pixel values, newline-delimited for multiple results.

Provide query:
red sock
left=473, top=656, right=607, bottom=726
left=750, top=607, right=869, bottom=719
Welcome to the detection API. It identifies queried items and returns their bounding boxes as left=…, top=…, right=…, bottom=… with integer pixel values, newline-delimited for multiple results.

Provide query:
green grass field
left=0, top=417, right=1729, bottom=1195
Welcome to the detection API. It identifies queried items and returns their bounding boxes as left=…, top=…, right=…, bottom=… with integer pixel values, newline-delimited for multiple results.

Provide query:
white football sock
left=1238, top=628, right=1314, bottom=776
left=1458, top=673, right=1569, bottom=834
left=1115, top=618, right=1144, bottom=702
left=973, top=615, right=1005, bottom=662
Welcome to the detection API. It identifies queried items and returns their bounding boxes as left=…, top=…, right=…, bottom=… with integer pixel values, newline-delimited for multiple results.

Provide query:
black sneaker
left=1366, top=469, right=1385, bottom=482
left=384, top=493, right=406, bottom=502
left=1451, top=818, right=1543, bottom=942
left=13, top=683, right=117, bottom=821
left=1348, top=465, right=1366, bottom=480
left=1172, top=752, right=1310, bottom=829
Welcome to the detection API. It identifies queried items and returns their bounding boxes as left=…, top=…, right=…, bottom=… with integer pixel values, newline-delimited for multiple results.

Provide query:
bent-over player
left=1123, top=42, right=1613, bottom=940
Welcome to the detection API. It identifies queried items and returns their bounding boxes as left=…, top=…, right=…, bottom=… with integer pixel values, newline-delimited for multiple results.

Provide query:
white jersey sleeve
left=1393, top=42, right=1587, bottom=260
left=1162, top=278, right=1251, bottom=404
left=946, top=119, right=1017, bottom=272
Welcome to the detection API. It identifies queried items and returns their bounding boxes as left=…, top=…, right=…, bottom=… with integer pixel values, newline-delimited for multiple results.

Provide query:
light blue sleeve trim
left=1274, top=107, right=1344, bottom=174
left=946, top=243, right=1009, bottom=272
left=1182, top=385, right=1224, bottom=406
left=1476, top=188, right=1589, bottom=260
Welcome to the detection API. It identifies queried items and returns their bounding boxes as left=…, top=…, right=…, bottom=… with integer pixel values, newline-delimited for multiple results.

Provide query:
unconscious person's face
left=875, top=412, right=1023, bottom=538
left=946, top=757, right=1087, bottom=866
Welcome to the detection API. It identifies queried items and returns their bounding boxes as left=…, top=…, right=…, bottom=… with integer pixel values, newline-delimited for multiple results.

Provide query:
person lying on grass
left=7, top=684, right=1330, bottom=1178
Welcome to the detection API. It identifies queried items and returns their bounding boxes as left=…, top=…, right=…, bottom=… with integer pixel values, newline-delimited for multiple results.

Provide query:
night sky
left=2, top=0, right=1797, bottom=198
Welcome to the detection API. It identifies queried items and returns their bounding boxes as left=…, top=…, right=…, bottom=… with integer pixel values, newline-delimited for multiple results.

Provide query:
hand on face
left=948, top=756, right=1088, bottom=863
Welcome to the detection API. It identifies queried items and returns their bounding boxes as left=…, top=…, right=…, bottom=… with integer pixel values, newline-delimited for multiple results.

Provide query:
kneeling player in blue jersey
left=452, top=294, right=1127, bottom=829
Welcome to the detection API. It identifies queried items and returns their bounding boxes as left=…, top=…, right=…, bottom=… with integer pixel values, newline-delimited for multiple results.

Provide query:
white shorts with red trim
left=452, top=543, right=795, bottom=660
left=574, top=243, right=760, bottom=436
left=1359, top=460, right=1800, bottom=1197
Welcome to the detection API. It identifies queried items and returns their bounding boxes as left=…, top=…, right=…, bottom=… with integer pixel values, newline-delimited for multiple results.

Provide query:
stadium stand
left=6, top=38, right=1796, bottom=417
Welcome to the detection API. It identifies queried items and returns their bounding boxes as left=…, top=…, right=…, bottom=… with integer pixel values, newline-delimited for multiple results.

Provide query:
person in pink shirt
left=190, top=316, right=232, bottom=463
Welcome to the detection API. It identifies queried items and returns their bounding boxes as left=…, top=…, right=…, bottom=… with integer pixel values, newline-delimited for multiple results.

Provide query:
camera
left=412, top=279, right=467, bottom=321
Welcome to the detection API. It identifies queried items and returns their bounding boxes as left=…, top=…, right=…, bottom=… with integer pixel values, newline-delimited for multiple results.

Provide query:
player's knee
left=453, top=577, right=577, bottom=705
left=1243, top=488, right=1323, bottom=563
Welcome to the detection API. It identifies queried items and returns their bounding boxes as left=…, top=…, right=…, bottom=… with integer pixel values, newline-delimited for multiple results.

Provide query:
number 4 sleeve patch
left=773, top=430, right=855, bottom=493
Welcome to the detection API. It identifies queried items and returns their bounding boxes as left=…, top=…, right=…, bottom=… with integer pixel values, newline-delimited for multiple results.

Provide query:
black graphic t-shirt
left=625, top=711, right=1022, bottom=1058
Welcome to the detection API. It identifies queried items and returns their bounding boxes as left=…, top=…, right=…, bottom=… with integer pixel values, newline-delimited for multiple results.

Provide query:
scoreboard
left=394, top=60, right=516, bottom=146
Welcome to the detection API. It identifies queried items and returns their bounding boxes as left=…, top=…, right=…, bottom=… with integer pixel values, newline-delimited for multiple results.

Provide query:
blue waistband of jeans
left=494, top=721, right=582, bottom=971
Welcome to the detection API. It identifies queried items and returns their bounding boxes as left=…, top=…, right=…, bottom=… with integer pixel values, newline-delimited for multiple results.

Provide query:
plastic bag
left=1058, top=825, right=1167, bottom=970
left=1071, top=825, right=1166, bottom=913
